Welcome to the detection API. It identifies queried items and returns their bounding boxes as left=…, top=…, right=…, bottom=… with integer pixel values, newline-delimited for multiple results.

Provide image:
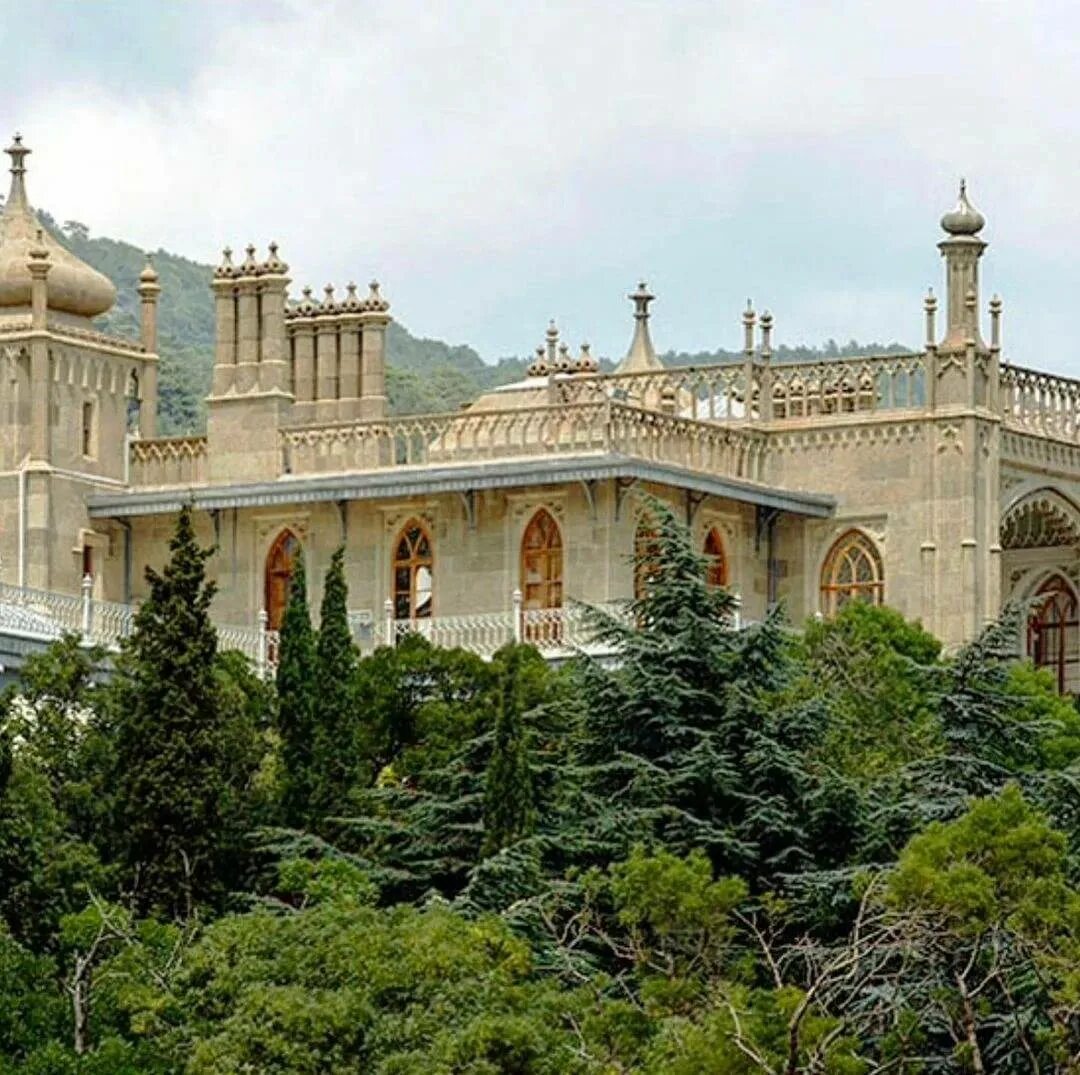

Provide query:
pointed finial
left=6, top=132, right=29, bottom=172
left=139, top=253, right=159, bottom=284
left=28, top=227, right=48, bottom=263
left=629, top=280, right=654, bottom=320
left=263, top=240, right=288, bottom=274
left=214, top=246, right=234, bottom=278
left=4, top=132, right=31, bottom=213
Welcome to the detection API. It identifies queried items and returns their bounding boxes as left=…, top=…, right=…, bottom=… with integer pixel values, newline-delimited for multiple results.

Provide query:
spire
left=4, top=133, right=30, bottom=215
left=937, top=180, right=988, bottom=349
left=616, top=280, right=662, bottom=374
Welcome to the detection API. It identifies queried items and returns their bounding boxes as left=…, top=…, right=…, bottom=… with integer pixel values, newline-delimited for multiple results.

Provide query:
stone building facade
left=1, top=137, right=1077, bottom=689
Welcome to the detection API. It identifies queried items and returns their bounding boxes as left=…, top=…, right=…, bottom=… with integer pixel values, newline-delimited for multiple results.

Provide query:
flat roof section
left=88, top=453, right=836, bottom=520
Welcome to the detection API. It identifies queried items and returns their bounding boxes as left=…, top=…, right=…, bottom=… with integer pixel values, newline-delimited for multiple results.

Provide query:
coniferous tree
left=275, top=549, right=317, bottom=824
left=109, top=504, right=226, bottom=915
left=482, top=646, right=536, bottom=856
left=311, top=547, right=358, bottom=819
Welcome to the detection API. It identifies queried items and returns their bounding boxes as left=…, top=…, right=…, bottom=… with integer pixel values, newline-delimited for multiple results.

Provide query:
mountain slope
left=36, top=213, right=909, bottom=434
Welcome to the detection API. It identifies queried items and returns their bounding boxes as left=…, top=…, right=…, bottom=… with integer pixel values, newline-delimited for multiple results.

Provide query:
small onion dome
left=941, top=179, right=985, bottom=236
left=0, top=134, right=116, bottom=317
left=577, top=342, right=598, bottom=372
left=139, top=255, right=159, bottom=285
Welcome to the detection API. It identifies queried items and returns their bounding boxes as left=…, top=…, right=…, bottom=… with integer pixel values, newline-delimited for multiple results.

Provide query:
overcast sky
left=2, top=0, right=1076, bottom=368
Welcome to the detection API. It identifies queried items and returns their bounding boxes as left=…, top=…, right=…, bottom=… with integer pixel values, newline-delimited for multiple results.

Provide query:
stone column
left=211, top=249, right=238, bottom=396
left=338, top=283, right=362, bottom=420
left=258, top=244, right=290, bottom=394
left=234, top=249, right=260, bottom=394
left=359, top=281, right=390, bottom=420
left=27, top=235, right=50, bottom=462
left=315, top=288, right=340, bottom=422
left=137, top=255, right=161, bottom=438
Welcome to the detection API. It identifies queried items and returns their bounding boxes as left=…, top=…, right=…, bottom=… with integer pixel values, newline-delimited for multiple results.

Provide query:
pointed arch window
left=393, top=520, right=433, bottom=621
left=704, top=526, right=728, bottom=588
left=820, top=529, right=884, bottom=616
left=265, top=529, right=301, bottom=631
left=521, top=509, right=563, bottom=643
left=634, top=518, right=660, bottom=600
left=1027, top=574, right=1078, bottom=694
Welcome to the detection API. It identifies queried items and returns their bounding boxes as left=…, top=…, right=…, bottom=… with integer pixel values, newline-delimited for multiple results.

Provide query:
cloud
left=5, top=0, right=1078, bottom=366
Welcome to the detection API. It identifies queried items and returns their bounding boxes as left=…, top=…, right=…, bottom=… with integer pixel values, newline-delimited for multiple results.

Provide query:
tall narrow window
left=820, top=529, right=884, bottom=616
left=703, top=527, right=728, bottom=588
left=634, top=518, right=659, bottom=599
left=81, top=400, right=96, bottom=457
left=521, top=509, right=563, bottom=643
left=393, top=520, right=433, bottom=621
left=265, top=529, right=300, bottom=632
left=1028, top=574, right=1078, bottom=694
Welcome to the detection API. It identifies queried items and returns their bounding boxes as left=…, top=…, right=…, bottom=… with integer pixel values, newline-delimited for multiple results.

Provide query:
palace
left=0, top=136, right=1077, bottom=688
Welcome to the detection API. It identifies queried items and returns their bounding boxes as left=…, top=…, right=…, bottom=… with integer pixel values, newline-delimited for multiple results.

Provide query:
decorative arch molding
left=1000, top=487, right=1080, bottom=550
left=819, top=527, right=885, bottom=616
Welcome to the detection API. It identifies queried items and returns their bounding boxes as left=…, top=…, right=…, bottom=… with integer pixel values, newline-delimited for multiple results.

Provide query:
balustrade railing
left=1000, top=364, right=1080, bottom=442
left=768, top=353, right=927, bottom=418
left=129, top=435, right=208, bottom=487
left=282, top=400, right=768, bottom=483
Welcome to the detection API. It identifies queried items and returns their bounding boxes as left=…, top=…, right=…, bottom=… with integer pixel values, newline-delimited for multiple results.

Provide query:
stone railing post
left=384, top=597, right=395, bottom=647
left=81, top=573, right=93, bottom=637
left=256, top=609, right=269, bottom=677
left=512, top=588, right=523, bottom=644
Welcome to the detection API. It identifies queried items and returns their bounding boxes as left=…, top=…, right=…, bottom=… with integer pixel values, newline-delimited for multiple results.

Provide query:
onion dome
left=138, top=254, right=159, bottom=285
left=940, top=179, right=985, bottom=236
left=0, top=134, right=116, bottom=317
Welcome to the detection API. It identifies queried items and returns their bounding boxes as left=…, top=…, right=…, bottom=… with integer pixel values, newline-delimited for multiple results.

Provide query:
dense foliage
left=0, top=501, right=1076, bottom=1071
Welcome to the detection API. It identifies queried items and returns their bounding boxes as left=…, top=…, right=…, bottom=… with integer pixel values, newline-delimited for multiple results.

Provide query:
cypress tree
left=275, top=548, right=318, bottom=824
left=311, top=547, right=358, bottom=818
left=110, top=504, right=225, bottom=915
left=482, top=646, right=536, bottom=856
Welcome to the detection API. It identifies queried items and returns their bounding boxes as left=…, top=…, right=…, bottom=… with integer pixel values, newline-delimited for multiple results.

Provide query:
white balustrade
left=1001, top=364, right=1080, bottom=442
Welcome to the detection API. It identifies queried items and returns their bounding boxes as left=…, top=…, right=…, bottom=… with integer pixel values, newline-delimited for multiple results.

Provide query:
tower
left=922, top=181, right=1002, bottom=643
left=0, top=134, right=153, bottom=592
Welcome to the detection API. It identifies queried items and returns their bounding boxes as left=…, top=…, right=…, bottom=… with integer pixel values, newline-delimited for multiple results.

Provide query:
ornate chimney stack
left=938, top=180, right=987, bottom=351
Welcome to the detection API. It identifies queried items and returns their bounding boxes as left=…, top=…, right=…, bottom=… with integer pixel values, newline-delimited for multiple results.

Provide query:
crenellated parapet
left=284, top=279, right=390, bottom=422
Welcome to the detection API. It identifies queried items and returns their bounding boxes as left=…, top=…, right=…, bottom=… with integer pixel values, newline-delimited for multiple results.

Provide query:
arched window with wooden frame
left=1027, top=574, right=1078, bottom=694
left=392, top=519, right=434, bottom=622
left=633, top=517, right=660, bottom=600
left=703, top=526, right=728, bottom=588
left=265, top=529, right=301, bottom=632
left=819, top=529, right=884, bottom=616
left=521, top=509, right=563, bottom=642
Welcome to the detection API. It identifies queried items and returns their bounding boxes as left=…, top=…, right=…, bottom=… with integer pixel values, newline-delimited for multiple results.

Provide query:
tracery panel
left=820, top=529, right=884, bottom=616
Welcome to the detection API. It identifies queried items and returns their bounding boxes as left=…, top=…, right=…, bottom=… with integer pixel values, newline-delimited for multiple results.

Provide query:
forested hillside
left=0, top=502, right=1077, bottom=1071
left=23, top=211, right=909, bottom=434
